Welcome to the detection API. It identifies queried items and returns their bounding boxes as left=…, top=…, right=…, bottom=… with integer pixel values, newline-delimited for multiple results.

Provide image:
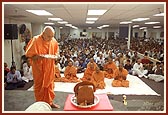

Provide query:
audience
left=4, top=36, right=164, bottom=90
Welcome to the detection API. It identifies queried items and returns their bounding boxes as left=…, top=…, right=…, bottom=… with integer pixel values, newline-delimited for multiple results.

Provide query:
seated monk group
left=112, top=63, right=129, bottom=87
left=104, top=57, right=117, bottom=79
left=54, top=58, right=129, bottom=88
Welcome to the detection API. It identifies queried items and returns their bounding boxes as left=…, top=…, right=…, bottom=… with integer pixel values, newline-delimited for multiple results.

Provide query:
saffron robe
left=104, top=62, right=117, bottom=79
left=25, top=35, right=59, bottom=105
left=91, top=70, right=105, bottom=89
left=62, top=66, right=79, bottom=83
left=81, top=67, right=95, bottom=82
left=112, top=68, right=129, bottom=87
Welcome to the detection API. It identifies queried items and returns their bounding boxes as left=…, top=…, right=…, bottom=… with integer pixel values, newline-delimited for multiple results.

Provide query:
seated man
left=22, top=58, right=33, bottom=82
left=141, top=52, right=150, bottom=69
left=91, top=66, right=105, bottom=89
left=80, top=62, right=95, bottom=82
left=4, top=62, right=10, bottom=83
left=112, top=63, right=129, bottom=87
left=104, top=57, right=117, bottom=79
left=148, top=62, right=164, bottom=82
left=54, top=59, right=62, bottom=82
left=124, top=59, right=133, bottom=74
left=132, top=58, right=148, bottom=78
left=5, top=66, right=25, bottom=90
left=61, top=61, right=79, bottom=83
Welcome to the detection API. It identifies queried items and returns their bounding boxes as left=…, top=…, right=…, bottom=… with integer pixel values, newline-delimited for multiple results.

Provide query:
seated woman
left=61, top=61, right=79, bottom=83
left=80, top=62, right=95, bottom=82
left=91, top=66, right=105, bottom=89
left=5, top=66, right=25, bottom=90
left=112, top=63, right=129, bottom=87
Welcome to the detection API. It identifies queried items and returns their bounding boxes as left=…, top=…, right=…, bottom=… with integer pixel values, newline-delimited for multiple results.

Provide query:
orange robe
left=91, top=71, right=105, bottom=89
left=54, top=65, right=61, bottom=82
left=112, top=68, right=129, bottom=87
left=81, top=67, right=95, bottom=82
left=62, top=66, right=79, bottom=82
left=104, top=62, right=117, bottom=79
left=25, top=35, right=59, bottom=105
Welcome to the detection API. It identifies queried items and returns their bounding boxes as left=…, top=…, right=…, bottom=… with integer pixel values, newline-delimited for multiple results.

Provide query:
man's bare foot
left=51, top=103, right=60, bottom=108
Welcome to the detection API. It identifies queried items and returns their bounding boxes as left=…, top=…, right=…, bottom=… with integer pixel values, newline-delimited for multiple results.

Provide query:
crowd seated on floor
left=4, top=37, right=164, bottom=90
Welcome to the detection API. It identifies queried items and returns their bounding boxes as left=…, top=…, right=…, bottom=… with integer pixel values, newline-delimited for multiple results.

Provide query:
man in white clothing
left=132, top=58, right=148, bottom=78
left=22, top=59, right=33, bottom=82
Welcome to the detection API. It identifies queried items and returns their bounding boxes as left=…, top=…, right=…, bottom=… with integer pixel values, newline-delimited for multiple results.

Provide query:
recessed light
left=48, top=18, right=63, bottom=21
left=57, top=21, right=68, bottom=24
left=153, top=13, right=164, bottom=16
left=139, top=27, right=147, bottom=30
left=44, top=22, right=55, bottom=25
left=132, top=25, right=139, bottom=28
left=86, top=21, right=95, bottom=24
left=145, top=22, right=160, bottom=24
left=132, top=18, right=150, bottom=22
left=120, top=21, right=132, bottom=24
left=87, top=10, right=107, bottom=15
left=153, top=26, right=161, bottom=28
left=26, top=10, right=53, bottom=16
left=86, top=18, right=98, bottom=21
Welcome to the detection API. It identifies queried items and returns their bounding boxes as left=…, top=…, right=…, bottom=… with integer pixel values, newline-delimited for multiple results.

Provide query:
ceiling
left=3, top=2, right=165, bottom=29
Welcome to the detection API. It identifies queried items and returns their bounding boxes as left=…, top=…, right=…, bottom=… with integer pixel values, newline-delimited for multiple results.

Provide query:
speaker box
left=4, top=24, right=18, bottom=40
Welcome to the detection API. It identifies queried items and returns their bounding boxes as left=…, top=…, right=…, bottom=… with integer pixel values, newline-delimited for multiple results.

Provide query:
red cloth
left=64, top=94, right=113, bottom=111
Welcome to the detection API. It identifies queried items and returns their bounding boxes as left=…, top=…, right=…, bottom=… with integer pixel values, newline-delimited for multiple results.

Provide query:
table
left=64, top=94, right=113, bottom=111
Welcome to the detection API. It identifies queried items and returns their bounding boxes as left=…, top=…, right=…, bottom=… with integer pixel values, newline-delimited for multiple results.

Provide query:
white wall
left=60, top=27, right=119, bottom=39
left=4, top=18, right=32, bottom=69
left=31, top=23, right=43, bottom=37
left=132, top=28, right=164, bottom=39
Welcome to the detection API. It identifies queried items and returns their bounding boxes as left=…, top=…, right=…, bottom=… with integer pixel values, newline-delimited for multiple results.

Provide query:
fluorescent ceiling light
left=57, top=21, right=68, bottom=24
left=86, top=21, right=95, bottom=24
left=26, top=10, right=53, bottom=16
left=59, top=27, right=63, bottom=29
left=65, top=24, right=72, bottom=27
left=48, top=18, right=63, bottom=21
left=97, top=27, right=102, bottom=29
left=87, top=10, right=107, bottom=15
left=145, top=22, right=160, bottom=24
left=132, top=18, right=149, bottom=22
left=153, top=13, right=164, bottom=16
left=71, top=26, right=78, bottom=29
left=120, top=21, right=132, bottom=24
left=153, top=26, right=161, bottom=28
left=102, top=25, right=109, bottom=27
left=86, top=18, right=98, bottom=21
left=132, top=25, right=139, bottom=28
left=44, top=22, right=55, bottom=25
left=139, top=27, right=147, bottom=30
left=88, top=27, right=92, bottom=29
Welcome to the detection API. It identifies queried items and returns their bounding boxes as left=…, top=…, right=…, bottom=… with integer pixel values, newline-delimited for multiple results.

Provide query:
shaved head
left=42, top=26, right=55, bottom=41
